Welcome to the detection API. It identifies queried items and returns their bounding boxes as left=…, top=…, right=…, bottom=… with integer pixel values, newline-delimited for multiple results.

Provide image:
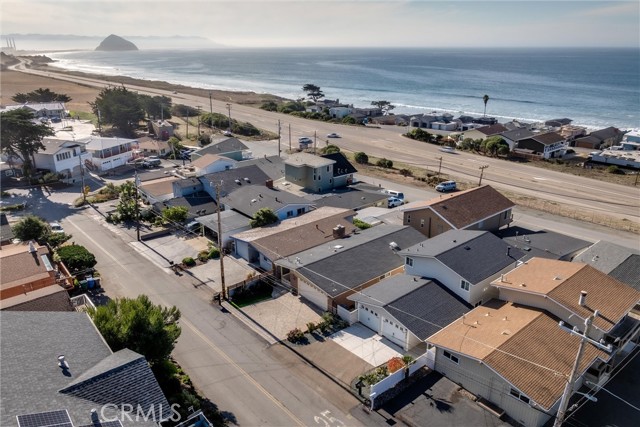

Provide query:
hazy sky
left=1, top=0, right=639, bottom=48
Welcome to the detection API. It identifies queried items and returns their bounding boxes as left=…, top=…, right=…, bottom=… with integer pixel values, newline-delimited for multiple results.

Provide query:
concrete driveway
left=330, top=323, right=404, bottom=367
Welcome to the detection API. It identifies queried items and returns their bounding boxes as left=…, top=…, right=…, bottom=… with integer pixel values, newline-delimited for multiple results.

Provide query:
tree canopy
left=90, top=85, right=145, bottom=135
left=354, top=152, right=369, bottom=164
left=371, top=100, right=396, bottom=115
left=12, top=88, right=71, bottom=103
left=11, top=215, right=50, bottom=243
left=0, top=109, right=55, bottom=176
left=56, top=244, right=97, bottom=273
left=139, top=94, right=172, bottom=120
left=302, top=84, right=325, bottom=103
left=162, top=206, right=189, bottom=224
left=88, top=295, right=181, bottom=365
left=250, top=208, right=278, bottom=228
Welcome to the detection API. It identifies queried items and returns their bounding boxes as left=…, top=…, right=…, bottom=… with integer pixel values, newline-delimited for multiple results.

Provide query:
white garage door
left=358, top=305, right=380, bottom=333
left=298, top=280, right=328, bottom=311
left=381, top=317, right=406, bottom=349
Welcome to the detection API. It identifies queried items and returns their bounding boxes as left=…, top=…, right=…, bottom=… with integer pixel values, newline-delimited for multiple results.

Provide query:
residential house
left=0, top=102, right=66, bottom=119
left=284, top=152, right=336, bottom=193
left=138, top=176, right=180, bottom=204
left=312, top=188, right=389, bottom=211
left=402, top=185, right=514, bottom=238
left=328, top=105, right=354, bottom=119
left=492, top=257, right=640, bottom=349
left=233, top=206, right=356, bottom=272
left=149, top=119, right=174, bottom=140
left=369, top=114, right=410, bottom=126
left=352, top=106, right=383, bottom=118
left=153, top=192, right=217, bottom=221
left=33, top=138, right=90, bottom=180
left=0, top=242, right=58, bottom=300
left=221, top=185, right=313, bottom=221
left=559, top=124, right=587, bottom=141
left=190, top=153, right=236, bottom=176
left=574, top=127, right=625, bottom=149
left=0, top=311, right=171, bottom=426
left=320, top=152, right=358, bottom=188
left=276, top=225, right=425, bottom=311
left=348, top=275, right=471, bottom=351
left=193, top=137, right=250, bottom=162
left=136, top=136, right=170, bottom=157
left=201, top=165, right=272, bottom=201
left=460, top=123, right=509, bottom=141
left=573, top=240, right=640, bottom=290
left=78, top=136, right=136, bottom=172
left=401, top=230, right=525, bottom=306
left=172, top=177, right=204, bottom=198
left=544, top=118, right=573, bottom=128
left=0, top=213, right=14, bottom=246
left=1, top=285, right=74, bottom=312
left=196, top=210, right=252, bottom=249
left=235, top=155, right=286, bottom=181
left=499, top=128, right=535, bottom=151
left=496, top=226, right=592, bottom=261
left=514, top=132, right=568, bottom=159
left=427, top=300, right=610, bottom=427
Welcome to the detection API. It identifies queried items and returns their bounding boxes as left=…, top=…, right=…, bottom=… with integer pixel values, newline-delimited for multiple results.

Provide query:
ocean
left=46, top=47, right=640, bottom=130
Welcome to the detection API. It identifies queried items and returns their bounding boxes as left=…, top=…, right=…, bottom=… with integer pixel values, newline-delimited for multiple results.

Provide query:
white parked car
left=326, top=133, right=341, bottom=138
left=387, top=197, right=403, bottom=208
left=435, top=181, right=457, bottom=192
left=50, top=222, right=64, bottom=234
left=298, top=136, right=313, bottom=144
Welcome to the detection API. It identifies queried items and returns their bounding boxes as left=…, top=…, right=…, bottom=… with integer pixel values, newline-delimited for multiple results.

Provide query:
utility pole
left=185, top=110, right=189, bottom=140
left=134, top=166, right=140, bottom=241
left=213, top=182, right=226, bottom=304
left=478, top=165, right=489, bottom=186
left=277, top=120, right=281, bottom=158
left=436, top=156, right=443, bottom=175
left=314, top=130, right=317, bottom=154
left=209, top=92, right=213, bottom=116
left=79, top=149, right=86, bottom=204
left=197, top=106, right=202, bottom=136
left=225, top=103, right=232, bottom=132
left=288, top=124, right=292, bottom=152
left=554, top=308, right=612, bottom=427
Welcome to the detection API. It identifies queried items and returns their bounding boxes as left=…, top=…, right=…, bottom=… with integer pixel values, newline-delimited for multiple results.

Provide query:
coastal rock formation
left=95, top=34, right=138, bottom=51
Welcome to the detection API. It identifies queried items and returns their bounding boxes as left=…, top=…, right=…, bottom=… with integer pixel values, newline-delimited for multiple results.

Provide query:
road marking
left=180, top=317, right=306, bottom=426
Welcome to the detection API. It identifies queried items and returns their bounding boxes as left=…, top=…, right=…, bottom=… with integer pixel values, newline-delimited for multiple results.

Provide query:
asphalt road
left=60, top=209, right=370, bottom=427
left=13, top=61, right=640, bottom=224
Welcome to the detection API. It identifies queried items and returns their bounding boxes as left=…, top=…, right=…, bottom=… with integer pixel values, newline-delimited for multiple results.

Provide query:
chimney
left=506, top=247, right=511, bottom=257
left=579, top=291, right=587, bottom=307
left=332, top=224, right=345, bottom=239
left=265, top=179, right=273, bottom=189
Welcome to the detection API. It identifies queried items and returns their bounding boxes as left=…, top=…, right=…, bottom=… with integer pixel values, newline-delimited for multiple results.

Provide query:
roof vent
left=501, top=330, right=510, bottom=335
left=235, top=179, right=241, bottom=184
left=503, top=316, right=508, bottom=321
left=554, top=275, right=562, bottom=280
left=519, top=283, right=526, bottom=287
left=28, top=241, right=37, bottom=254
left=389, top=242, right=399, bottom=250
left=579, top=291, right=587, bottom=307
left=58, top=355, right=69, bottom=369
left=464, top=246, right=471, bottom=250
left=244, top=177, right=251, bottom=182
left=250, top=198, right=257, bottom=203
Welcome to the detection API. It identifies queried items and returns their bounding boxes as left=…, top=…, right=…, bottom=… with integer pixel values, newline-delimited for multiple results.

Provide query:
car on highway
left=50, top=222, right=64, bottom=234
left=326, top=133, right=341, bottom=138
left=439, top=146, right=456, bottom=153
left=387, top=197, right=403, bottom=208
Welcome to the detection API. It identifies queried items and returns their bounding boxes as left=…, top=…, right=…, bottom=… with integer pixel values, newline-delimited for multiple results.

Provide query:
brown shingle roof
left=531, top=132, right=565, bottom=145
left=429, top=300, right=610, bottom=410
left=191, top=153, right=224, bottom=169
left=477, top=124, right=509, bottom=136
left=404, top=185, right=514, bottom=229
left=0, top=244, right=53, bottom=290
left=494, top=258, right=640, bottom=332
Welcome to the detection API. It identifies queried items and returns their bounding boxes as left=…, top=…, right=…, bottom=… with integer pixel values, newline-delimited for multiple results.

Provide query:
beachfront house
left=33, top=138, right=91, bottom=181
left=514, top=132, right=568, bottom=159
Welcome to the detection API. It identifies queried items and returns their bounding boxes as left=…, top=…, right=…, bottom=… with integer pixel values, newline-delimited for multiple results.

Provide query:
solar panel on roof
left=17, top=410, right=72, bottom=427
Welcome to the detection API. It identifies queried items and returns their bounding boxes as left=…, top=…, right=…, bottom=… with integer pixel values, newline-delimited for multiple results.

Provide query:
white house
left=400, top=230, right=525, bottom=306
left=190, top=154, right=236, bottom=176
left=33, top=138, right=91, bottom=181
left=77, top=136, right=136, bottom=172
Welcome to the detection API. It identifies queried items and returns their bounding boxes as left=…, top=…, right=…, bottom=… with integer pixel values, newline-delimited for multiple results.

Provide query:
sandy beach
left=0, top=62, right=288, bottom=113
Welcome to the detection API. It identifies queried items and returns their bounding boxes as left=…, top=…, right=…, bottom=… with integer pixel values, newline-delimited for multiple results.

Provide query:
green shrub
left=376, top=158, right=393, bottom=168
left=353, top=218, right=372, bottom=230
left=197, top=251, right=209, bottom=263
left=354, top=152, right=369, bottom=164
left=286, top=328, right=305, bottom=343
left=182, top=257, right=196, bottom=267
left=607, top=165, right=624, bottom=174
left=306, top=322, right=318, bottom=333
left=56, top=244, right=97, bottom=273
left=208, top=247, right=220, bottom=259
left=46, top=232, right=72, bottom=248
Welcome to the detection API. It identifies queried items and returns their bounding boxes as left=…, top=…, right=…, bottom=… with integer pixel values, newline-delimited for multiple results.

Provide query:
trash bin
left=86, top=277, right=95, bottom=289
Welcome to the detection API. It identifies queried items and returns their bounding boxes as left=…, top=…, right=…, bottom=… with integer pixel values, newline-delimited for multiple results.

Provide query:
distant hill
left=95, top=34, right=138, bottom=51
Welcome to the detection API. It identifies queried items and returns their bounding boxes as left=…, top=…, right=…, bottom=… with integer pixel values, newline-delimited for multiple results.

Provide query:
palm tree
left=483, top=94, right=490, bottom=117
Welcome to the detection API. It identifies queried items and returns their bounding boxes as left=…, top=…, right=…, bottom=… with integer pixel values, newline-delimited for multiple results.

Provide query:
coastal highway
left=14, top=61, right=640, bottom=224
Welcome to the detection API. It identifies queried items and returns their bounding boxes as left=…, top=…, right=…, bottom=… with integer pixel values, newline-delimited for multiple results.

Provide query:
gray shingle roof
left=386, top=279, right=472, bottom=340
left=202, top=165, right=271, bottom=197
left=312, top=189, right=388, bottom=211
left=153, top=192, right=217, bottom=219
left=401, top=230, right=525, bottom=284
left=0, top=312, right=167, bottom=426
left=349, top=275, right=428, bottom=306
left=609, top=254, right=640, bottom=290
left=196, top=209, right=250, bottom=233
left=236, top=155, right=285, bottom=181
left=1, top=212, right=14, bottom=242
left=296, top=226, right=425, bottom=297
left=221, top=186, right=312, bottom=218
left=193, top=137, right=248, bottom=158
left=496, top=226, right=592, bottom=260
left=573, top=240, right=640, bottom=274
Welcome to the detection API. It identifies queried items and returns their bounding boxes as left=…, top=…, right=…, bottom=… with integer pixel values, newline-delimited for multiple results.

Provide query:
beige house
left=402, top=185, right=514, bottom=238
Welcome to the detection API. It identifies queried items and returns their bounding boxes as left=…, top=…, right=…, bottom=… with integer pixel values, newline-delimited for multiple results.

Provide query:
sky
left=1, top=0, right=639, bottom=49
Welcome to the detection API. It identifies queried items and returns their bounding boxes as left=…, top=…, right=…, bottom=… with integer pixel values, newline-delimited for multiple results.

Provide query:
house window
left=461, top=280, right=471, bottom=291
left=287, top=210, right=294, bottom=218
left=297, top=208, right=305, bottom=215
left=443, top=350, right=459, bottom=364
left=406, top=257, right=413, bottom=267
left=326, top=166, right=330, bottom=172
left=420, top=219, right=425, bottom=228
left=510, top=388, right=530, bottom=404
left=504, top=211, right=509, bottom=219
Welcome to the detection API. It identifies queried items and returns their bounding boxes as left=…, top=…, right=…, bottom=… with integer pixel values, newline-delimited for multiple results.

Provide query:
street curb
left=220, top=301, right=279, bottom=345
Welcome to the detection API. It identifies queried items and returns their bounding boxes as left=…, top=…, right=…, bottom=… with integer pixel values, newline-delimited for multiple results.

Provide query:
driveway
left=330, top=323, right=404, bottom=367
left=239, top=291, right=323, bottom=340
